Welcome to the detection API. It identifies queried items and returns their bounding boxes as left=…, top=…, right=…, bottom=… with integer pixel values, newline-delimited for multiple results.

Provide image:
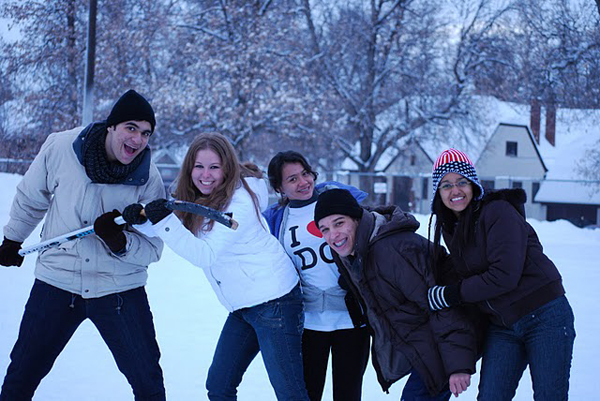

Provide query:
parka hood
left=353, top=205, right=420, bottom=257
left=480, top=188, right=527, bottom=217
left=370, top=205, right=420, bottom=238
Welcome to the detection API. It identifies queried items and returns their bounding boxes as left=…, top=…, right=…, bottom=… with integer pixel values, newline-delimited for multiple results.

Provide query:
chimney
left=545, top=104, right=556, bottom=146
left=530, top=99, right=541, bottom=143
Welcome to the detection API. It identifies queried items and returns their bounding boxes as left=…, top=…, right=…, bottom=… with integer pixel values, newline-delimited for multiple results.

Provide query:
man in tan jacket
left=0, top=90, right=166, bottom=401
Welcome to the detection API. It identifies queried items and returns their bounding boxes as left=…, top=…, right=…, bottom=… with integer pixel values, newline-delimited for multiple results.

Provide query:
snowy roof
left=152, top=147, right=186, bottom=166
left=417, top=97, right=533, bottom=162
left=341, top=96, right=535, bottom=171
left=535, top=108, right=600, bottom=181
left=535, top=180, right=600, bottom=205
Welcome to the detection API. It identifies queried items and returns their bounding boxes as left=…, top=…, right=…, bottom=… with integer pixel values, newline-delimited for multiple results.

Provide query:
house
left=336, top=137, right=435, bottom=212
left=534, top=180, right=600, bottom=227
left=339, top=123, right=550, bottom=219
left=337, top=98, right=600, bottom=227
left=532, top=111, right=600, bottom=227
left=152, top=148, right=182, bottom=192
left=381, top=123, right=549, bottom=219
left=374, top=138, right=435, bottom=213
left=474, top=123, right=547, bottom=220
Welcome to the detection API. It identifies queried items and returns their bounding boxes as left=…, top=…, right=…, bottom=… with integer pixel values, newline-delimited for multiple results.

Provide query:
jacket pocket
left=39, top=241, right=78, bottom=284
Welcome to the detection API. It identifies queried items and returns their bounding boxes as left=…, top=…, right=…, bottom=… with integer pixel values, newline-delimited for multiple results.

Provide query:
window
left=532, top=182, right=540, bottom=202
left=422, top=177, right=429, bottom=199
left=506, top=141, right=518, bottom=157
left=410, top=155, right=416, bottom=166
left=482, top=180, right=495, bottom=191
left=512, top=181, right=523, bottom=189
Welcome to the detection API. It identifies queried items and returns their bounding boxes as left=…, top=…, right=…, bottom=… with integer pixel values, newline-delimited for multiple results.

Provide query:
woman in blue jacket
left=263, top=151, right=370, bottom=401
left=427, top=148, right=575, bottom=400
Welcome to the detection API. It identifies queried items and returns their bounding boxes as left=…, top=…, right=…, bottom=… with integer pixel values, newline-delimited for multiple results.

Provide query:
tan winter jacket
left=4, top=124, right=165, bottom=298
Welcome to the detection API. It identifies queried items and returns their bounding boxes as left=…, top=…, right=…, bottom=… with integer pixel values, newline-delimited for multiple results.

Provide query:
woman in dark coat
left=315, top=189, right=479, bottom=400
left=427, top=148, right=575, bottom=400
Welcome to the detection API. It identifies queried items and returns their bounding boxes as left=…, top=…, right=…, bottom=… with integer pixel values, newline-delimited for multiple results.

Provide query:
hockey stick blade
left=166, top=200, right=238, bottom=230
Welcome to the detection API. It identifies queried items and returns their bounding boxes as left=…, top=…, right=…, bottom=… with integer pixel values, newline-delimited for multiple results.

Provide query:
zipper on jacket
left=485, top=299, right=507, bottom=327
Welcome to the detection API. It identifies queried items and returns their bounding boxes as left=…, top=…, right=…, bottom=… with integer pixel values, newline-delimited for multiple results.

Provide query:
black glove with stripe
left=428, top=284, right=461, bottom=311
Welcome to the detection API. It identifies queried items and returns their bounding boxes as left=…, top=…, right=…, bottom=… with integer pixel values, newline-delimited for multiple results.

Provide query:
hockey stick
left=18, top=200, right=237, bottom=256
left=18, top=216, right=126, bottom=256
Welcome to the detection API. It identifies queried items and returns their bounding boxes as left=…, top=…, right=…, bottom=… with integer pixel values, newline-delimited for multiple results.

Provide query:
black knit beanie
left=106, top=89, right=156, bottom=132
left=314, top=189, right=363, bottom=226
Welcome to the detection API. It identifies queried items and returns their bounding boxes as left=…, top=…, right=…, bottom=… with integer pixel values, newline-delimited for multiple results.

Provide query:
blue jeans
left=401, top=370, right=451, bottom=401
left=477, top=295, right=575, bottom=401
left=206, top=284, right=309, bottom=400
left=0, top=280, right=165, bottom=401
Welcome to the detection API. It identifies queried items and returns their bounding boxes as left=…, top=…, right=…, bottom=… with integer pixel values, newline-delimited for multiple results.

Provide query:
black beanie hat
left=314, top=188, right=363, bottom=226
left=106, top=89, right=156, bottom=132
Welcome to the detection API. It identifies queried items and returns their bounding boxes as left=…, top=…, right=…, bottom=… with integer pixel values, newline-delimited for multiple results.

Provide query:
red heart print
left=307, top=220, right=323, bottom=238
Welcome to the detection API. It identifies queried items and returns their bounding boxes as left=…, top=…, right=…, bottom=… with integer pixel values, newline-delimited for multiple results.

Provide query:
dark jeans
left=401, top=370, right=451, bottom=401
left=0, top=279, right=165, bottom=401
left=206, top=284, right=309, bottom=400
left=302, top=327, right=370, bottom=401
left=477, top=295, right=575, bottom=401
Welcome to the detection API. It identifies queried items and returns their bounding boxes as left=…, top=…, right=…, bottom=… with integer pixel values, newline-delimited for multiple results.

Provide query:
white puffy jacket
left=137, top=177, right=299, bottom=312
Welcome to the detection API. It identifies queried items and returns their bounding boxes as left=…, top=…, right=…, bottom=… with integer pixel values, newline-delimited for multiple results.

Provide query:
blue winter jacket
left=263, top=181, right=368, bottom=238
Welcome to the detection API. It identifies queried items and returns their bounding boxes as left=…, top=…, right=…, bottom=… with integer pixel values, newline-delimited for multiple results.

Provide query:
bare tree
left=2, top=0, right=598, bottom=178
left=1, top=0, right=84, bottom=137
left=299, top=0, right=511, bottom=181
left=154, top=0, right=328, bottom=163
left=473, top=0, right=600, bottom=109
left=91, top=0, right=176, bottom=119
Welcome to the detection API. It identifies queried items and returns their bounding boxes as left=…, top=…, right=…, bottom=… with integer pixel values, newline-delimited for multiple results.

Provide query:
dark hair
left=267, top=151, right=318, bottom=205
left=428, top=185, right=482, bottom=282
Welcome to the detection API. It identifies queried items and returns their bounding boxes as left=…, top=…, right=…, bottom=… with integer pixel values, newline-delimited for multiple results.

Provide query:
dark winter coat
left=335, top=205, right=478, bottom=396
left=445, top=188, right=565, bottom=327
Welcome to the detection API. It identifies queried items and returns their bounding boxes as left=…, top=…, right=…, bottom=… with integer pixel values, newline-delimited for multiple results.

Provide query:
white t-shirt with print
left=283, top=202, right=354, bottom=331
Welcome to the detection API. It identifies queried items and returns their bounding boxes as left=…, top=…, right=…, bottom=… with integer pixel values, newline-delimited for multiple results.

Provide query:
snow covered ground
left=0, top=171, right=599, bottom=400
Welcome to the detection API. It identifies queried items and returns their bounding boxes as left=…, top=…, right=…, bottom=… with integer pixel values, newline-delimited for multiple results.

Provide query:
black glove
left=94, top=210, right=126, bottom=253
left=122, top=203, right=148, bottom=225
left=0, top=237, right=25, bottom=267
left=145, top=199, right=172, bottom=224
left=428, top=284, right=461, bottom=311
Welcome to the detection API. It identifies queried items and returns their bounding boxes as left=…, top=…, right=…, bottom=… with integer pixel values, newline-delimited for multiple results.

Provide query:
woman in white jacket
left=123, top=133, right=309, bottom=401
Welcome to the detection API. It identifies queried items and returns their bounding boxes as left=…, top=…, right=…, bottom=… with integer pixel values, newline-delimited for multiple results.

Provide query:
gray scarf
left=82, top=123, right=145, bottom=184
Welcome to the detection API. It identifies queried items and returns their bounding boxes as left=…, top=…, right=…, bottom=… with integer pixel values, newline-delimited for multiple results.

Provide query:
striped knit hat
left=431, top=148, right=484, bottom=211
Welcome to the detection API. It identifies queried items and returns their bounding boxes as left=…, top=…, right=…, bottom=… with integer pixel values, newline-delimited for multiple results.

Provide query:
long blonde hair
left=173, top=132, right=262, bottom=234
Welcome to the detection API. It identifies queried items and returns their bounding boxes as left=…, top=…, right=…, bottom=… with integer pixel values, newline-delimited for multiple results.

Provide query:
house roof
left=535, top=180, right=600, bottom=205
left=151, top=147, right=185, bottom=166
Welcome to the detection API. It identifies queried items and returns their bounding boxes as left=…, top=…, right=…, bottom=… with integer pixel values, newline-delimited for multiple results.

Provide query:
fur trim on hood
left=480, top=188, right=527, bottom=217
